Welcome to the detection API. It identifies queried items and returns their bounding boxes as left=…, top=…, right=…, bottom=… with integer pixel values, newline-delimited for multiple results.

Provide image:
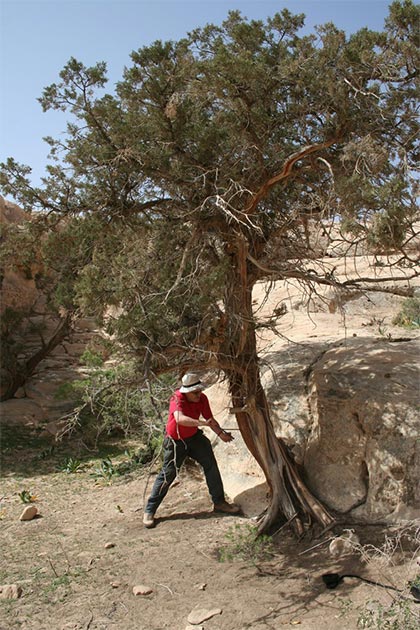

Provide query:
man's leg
left=144, top=437, right=187, bottom=524
left=189, top=432, right=241, bottom=514
left=188, top=432, right=225, bottom=504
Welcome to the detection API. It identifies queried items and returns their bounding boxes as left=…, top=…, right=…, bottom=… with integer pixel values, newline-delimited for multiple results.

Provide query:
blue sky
left=1, top=0, right=392, bottom=193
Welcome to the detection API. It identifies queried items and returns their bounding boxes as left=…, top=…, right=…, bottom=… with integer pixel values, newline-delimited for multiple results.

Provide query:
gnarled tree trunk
left=221, top=238, right=334, bottom=535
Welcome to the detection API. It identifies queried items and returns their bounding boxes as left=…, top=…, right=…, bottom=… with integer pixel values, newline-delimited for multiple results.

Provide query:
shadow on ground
left=0, top=422, right=142, bottom=478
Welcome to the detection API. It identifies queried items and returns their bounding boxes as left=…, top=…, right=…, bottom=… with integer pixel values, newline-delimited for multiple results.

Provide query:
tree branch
left=245, top=136, right=341, bottom=215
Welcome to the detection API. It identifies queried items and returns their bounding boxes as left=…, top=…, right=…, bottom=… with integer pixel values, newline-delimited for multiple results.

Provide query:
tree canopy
left=1, top=1, right=419, bottom=533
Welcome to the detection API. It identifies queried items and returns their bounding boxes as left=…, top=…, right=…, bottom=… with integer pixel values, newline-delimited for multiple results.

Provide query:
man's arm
left=173, top=411, right=210, bottom=428
left=206, top=416, right=234, bottom=442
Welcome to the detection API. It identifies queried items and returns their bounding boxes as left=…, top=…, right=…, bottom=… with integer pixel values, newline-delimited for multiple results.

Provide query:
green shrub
left=79, top=348, right=104, bottom=367
left=55, top=364, right=173, bottom=448
left=392, top=297, right=420, bottom=329
left=91, top=457, right=119, bottom=483
left=218, top=523, right=274, bottom=564
left=18, top=489, right=37, bottom=504
left=58, top=457, right=84, bottom=474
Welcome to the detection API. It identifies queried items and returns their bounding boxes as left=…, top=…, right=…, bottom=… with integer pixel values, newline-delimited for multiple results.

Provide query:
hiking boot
left=143, top=512, right=155, bottom=528
left=213, top=500, right=241, bottom=514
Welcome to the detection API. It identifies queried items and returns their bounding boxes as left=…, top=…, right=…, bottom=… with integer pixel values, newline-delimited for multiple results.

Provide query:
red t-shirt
left=166, top=390, right=213, bottom=440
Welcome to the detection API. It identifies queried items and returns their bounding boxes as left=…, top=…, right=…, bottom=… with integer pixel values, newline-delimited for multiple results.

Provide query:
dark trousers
left=145, top=430, right=225, bottom=515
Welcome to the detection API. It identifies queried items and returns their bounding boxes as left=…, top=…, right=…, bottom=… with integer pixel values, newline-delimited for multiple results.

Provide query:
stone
left=26, top=380, right=63, bottom=400
left=0, top=399, right=45, bottom=426
left=104, top=542, right=115, bottom=549
left=0, top=584, right=23, bottom=599
left=19, top=505, right=38, bottom=521
left=62, top=342, right=89, bottom=357
left=132, top=584, right=153, bottom=596
left=304, top=340, right=420, bottom=520
left=42, top=420, right=69, bottom=438
left=329, top=531, right=360, bottom=557
left=187, top=608, right=222, bottom=625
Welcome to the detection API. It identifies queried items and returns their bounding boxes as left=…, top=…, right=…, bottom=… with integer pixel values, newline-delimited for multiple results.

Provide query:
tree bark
left=0, top=313, right=73, bottom=402
left=221, top=238, right=334, bottom=535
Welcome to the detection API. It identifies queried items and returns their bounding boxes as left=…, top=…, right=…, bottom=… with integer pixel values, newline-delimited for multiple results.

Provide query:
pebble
left=187, top=608, right=222, bottom=624
left=19, top=505, right=38, bottom=521
left=132, top=584, right=153, bottom=596
left=329, top=532, right=359, bottom=557
left=0, top=584, right=23, bottom=599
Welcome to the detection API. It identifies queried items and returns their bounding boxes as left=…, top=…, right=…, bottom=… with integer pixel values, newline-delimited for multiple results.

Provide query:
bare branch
left=245, top=136, right=341, bottom=215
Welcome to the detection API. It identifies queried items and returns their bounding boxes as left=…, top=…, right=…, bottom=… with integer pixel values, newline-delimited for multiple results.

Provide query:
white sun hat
left=179, top=373, right=206, bottom=393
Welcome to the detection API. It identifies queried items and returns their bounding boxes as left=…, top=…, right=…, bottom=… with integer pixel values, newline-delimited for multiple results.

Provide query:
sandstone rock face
left=0, top=197, right=26, bottom=224
left=213, top=275, right=420, bottom=524
left=0, top=398, right=45, bottom=426
left=1, top=196, right=102, bottom=422
left=304, top=339, right=419, bottom=521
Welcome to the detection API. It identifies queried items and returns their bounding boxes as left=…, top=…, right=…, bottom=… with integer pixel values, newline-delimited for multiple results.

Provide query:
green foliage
left=91, top=457, right=119, bottom=483
left=58, top=457, right=83, bottom=474
left=90, top=437, right=164, bottom=482
left=0, top=306, right=26, bottom=336
left=218, top=523, right=274, bottom=564
left=39, top=215, right=106, bottom=312
left=392, top=297, right=420, bottom=329
left=54, top=361, right=172, bottom=442
left=18, top=489, right=37, bottom=504
left=79, top=349, right=104, bottom=367
left=1, top=4, right=418, bottom=363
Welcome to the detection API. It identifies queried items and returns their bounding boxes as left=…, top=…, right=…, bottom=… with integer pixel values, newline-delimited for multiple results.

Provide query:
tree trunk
left=221, top=238, right=334, bottom=535
left=0, top=313, right=72, bottom=402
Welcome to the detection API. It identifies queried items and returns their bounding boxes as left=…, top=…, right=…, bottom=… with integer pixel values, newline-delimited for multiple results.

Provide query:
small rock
left=19, top=505, right=38, bottom=521
left=104, top=542, right=115, bottom=549
left=132, top=584, right=153, bottom=596
left=194, top=583, right=207, bottom=591
left=110, top=581, right=121, bottom=588
left=0, top=584, right=23, bottom=599
left=187, top=608, right=222, bottom=625
left=329, top=531, right=359, bottom=557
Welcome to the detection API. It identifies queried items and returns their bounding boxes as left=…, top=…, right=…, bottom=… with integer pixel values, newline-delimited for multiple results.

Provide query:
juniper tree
left=1, top=1, right=419, bottom=533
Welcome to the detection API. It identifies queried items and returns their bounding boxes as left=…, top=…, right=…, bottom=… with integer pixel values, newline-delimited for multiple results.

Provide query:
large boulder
left=304, top=338, right=420, bottom=521
left=213, top=337, right=420, bottom=523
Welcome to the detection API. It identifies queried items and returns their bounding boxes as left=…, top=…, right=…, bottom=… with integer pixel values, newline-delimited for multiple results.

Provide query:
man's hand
left=218, top=429, right=234, bottom=442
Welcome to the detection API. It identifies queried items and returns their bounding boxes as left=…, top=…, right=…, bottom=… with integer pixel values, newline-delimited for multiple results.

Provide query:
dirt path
left=1, top=458, right=418, bottom=630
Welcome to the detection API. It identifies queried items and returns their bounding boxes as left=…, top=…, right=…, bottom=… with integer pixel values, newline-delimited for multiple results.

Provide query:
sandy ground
left=1, top=452, right=419, bottom=630
left=1, top=258, right=419, bottom=629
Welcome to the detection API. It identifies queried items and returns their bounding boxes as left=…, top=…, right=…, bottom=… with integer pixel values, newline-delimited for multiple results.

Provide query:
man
left=143, top=373, right=241, bottom=528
